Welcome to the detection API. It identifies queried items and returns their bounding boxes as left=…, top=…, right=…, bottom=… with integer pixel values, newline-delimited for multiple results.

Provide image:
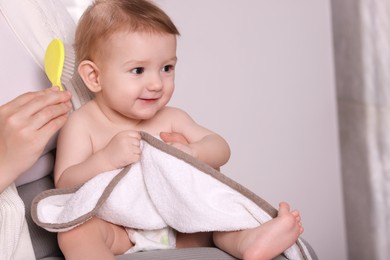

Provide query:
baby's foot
left=240, top=202, right=304, bottom=260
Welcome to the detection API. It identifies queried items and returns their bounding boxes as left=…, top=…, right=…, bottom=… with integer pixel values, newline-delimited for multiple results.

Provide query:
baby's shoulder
left=69, top=100, right=97, bottom=118
left=153, top=106, right=195, bottom=129
left=63, top=100, right=97, bottom=129
left=157, top=106, right=190, bottom=118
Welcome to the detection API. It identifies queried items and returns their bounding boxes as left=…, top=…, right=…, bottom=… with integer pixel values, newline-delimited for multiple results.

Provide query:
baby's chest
left=89, top=123, right=172, bottom=152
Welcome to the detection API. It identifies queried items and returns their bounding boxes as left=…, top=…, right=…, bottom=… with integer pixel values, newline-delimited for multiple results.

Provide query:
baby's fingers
left=160, top=132, right=189, bottom=145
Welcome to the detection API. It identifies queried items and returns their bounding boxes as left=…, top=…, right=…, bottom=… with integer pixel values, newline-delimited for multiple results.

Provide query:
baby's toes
left=291, top=209, right=301, bottom=219
left=299, top=225, right=304, bottom=234
left=278, top=202, right=291, bottom=215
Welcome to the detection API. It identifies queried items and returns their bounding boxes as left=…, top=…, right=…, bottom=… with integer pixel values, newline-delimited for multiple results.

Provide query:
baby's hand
left=160, top=132, right=195, bottom=156
left=160, top=132, right=189, bottom=145
left=102, top=130, right=141, bottom=169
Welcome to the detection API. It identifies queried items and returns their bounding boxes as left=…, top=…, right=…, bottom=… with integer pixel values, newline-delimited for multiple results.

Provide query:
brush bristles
left=61, top=44, right=75, bottom=85
left=61, top=43, right=94, bottom=110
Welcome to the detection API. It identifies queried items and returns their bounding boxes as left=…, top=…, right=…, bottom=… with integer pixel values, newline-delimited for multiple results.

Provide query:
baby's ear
left=78, top=60, right=101, bottom=93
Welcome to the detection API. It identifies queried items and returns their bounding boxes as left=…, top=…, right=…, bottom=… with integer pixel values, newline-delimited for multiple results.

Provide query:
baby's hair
left=75, top=0, right=180, bottom=63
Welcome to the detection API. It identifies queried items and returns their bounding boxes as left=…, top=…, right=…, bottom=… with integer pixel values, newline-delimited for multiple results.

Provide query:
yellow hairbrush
left=43, top=38, right=94, bottom=110
left=44, top=38, right=67, bottom=91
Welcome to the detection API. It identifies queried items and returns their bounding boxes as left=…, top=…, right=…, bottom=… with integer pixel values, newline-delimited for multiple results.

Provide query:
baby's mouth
left=139, top=97, right=159, bottom=103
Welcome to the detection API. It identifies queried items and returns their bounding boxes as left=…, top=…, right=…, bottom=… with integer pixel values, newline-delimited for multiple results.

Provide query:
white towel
left=32, top=132, right=312, bottom=260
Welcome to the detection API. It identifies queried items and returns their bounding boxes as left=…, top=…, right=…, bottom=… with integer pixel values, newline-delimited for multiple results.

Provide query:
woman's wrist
left=0, top=162, right=20, bottom=193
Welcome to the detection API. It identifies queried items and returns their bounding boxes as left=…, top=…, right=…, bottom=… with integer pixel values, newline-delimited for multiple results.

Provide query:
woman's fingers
left=23, top=89, right=71, bottom=120
left=1, top=87, right=60, bottom=111
left=0, top=87, right=71, bottom=153
left=38, top=113, right=69, bottom=142
left=9, top=89, right=72, bottom=131
left=30, top=100, right=72, bottom=131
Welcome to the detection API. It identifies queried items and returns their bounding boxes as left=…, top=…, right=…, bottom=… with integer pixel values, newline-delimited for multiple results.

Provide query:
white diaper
left=125, top=227, right=176, bottom=254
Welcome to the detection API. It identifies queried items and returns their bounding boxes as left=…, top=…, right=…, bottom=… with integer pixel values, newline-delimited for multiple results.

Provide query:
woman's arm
left=0, top=87, right=71, bottom=192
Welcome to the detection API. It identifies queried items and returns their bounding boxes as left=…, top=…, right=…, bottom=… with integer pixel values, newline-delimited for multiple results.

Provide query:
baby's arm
left=54, top=114, right=141, bottom=188
left=54, top=114, right=103, bottom=188
left=166, top=107, right=231, bottom=169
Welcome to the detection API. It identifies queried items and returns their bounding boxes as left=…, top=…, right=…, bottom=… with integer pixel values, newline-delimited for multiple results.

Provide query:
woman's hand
left=0, top=87, right=71, bottom=191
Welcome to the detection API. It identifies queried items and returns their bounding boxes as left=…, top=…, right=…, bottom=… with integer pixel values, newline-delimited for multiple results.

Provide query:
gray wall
left=155, top=1, right=348, bottom=259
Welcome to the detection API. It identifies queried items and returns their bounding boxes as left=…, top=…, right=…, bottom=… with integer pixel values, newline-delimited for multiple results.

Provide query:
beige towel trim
left=31, top=131, right=308, bottom=260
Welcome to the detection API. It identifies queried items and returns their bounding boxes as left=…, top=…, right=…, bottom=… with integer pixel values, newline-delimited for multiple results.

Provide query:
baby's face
left=95, top=31, right=177, bottom=121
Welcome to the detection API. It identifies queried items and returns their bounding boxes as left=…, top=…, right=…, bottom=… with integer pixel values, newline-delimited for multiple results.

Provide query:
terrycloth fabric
left=32, top=132, right=313, bottom=260
left=0, top=183, right=35, bottom=260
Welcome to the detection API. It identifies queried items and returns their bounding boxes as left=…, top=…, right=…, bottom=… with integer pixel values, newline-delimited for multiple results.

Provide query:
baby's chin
left=127, top=102, right=168, bottom=121
left=133, top=110, right=160, bottom=121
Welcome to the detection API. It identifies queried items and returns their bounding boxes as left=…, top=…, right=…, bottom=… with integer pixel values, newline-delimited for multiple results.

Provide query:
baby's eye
left=161, top=65, right=174, bottom=73
left=130, top=67, right=144, bottom=74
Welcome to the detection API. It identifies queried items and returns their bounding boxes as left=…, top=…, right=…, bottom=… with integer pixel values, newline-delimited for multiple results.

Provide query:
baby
left=54, top=0, right=303, bottom=259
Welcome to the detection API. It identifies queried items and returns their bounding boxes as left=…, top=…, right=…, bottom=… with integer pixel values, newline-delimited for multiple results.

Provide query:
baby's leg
left=213, top=202, right=303, bottom=260
left=58, top=217, right=133, bottom=260
left=176, top=231, right=214, bottom=248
